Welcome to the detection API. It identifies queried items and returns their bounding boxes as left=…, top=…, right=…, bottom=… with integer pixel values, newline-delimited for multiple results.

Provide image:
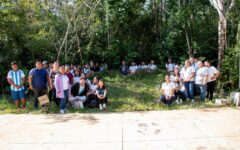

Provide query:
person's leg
left=19, top=89, right=26, bottom=108
left=33, top=89, right=40, bottom=109
left=209, top=81, right=216, bottom=101
left=183, top=82, right=190, bottom=99
left=199, top=85, right=207, bottom=102
left=15, top=100, right=20, bottom=108
left=189, top=81, right=195, bottom=100
left=160, top=95, right=167, bottom=104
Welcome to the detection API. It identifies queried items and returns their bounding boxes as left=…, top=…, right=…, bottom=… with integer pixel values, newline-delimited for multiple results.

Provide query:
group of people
left=160, top=57, right=220, bottom=106
left=7, top=60, right=108, bottom=113
left=6, top=57, right=220, bottom=112
left=119, top=60, right=158, bottom=75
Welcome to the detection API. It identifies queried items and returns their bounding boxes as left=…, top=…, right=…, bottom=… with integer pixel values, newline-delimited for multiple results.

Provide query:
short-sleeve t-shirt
left=180, top=66, right=195, bottom=82
left=161, top=82, right=175, bottom=96
left=129, top=65, right=139, bottom=72
left=166, top=63, right=175, bottom=72
left=29, top=68, right=49, bottom=89
left=195, top=67, right=208, bottom=85
left=207, top=66, right=219, bottom=82
left=7, top=70, right=25, bottom=91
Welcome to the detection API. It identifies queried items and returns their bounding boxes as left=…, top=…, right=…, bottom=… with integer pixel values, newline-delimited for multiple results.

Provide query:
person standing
left=7, top=61, right=26, bottom=109
left=29, top=61, right=52, bottom=109
left=54, top=66, right=70, bottom=114
left=49, top=61, right=60, bottom=106
left=204, top=61, right=220, bottom=101
left=181, top=60, right=196, bottom=103
left=195, top=61, right=208, bottom=102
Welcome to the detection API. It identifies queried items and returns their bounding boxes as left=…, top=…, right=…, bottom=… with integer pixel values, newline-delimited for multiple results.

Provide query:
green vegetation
left=0, top=71, right=230, bottom=114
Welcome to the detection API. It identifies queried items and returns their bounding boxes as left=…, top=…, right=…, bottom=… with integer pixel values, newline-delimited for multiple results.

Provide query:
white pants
left=69, top=96, right=87, bottom=109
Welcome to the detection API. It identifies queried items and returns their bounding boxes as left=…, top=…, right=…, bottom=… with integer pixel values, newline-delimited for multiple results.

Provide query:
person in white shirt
left=204, top=61, right=220, bottom=101
left=160, top=75, right=176, bottom=106
left=73, top=69, right=81, bottom=84
left=54, top=66, right=71, bottom=114
left=180, top=60, right=195, bottom=103
left=129, top=62, right=139, bottom=74
left=139, top=61, right=148, bottom=70
left=166, top=59, right=175, bottom=74
left=171, top=68, right=186, bottom=104
left=195, top=61, right=208, bottom=102
left=7, top=61, right=26, bottom=109
left=148, top=60, right=157, bottom=72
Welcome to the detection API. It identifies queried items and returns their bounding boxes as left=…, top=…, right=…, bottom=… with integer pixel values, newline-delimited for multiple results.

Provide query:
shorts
left=11, top=90, right=26, bottom=101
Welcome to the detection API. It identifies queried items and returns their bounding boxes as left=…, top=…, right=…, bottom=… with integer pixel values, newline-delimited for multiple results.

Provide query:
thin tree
left=209, top=0, right=235, bottom=71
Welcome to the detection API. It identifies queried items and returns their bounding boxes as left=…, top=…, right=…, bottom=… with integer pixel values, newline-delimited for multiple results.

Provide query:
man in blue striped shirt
left=7, top=61, right=26, bottom=109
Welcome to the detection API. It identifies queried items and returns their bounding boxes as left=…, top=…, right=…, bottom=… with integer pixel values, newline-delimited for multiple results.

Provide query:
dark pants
left=98, top=97, right=108, bottom=104
left=207, top=81, right=216, bottom=100
left=160, top=95, right=175, bottom=106
left=33, top=88, right=47, bottom=109
left=174, top=90, right=186, bottom=101
left=49, top=88, right=60, bottom=106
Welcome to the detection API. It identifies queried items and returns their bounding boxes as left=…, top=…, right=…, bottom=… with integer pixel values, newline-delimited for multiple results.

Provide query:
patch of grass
left=0, top=70, right=233, bottom=114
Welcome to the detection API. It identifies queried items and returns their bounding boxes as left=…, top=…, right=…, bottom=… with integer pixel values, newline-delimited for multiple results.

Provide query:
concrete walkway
left=0, top=108, right=239, bottom=150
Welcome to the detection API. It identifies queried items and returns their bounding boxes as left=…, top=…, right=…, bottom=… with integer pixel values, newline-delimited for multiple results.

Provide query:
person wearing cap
left=42, top=60, right=50, bottom=74
left=29, top=60, right=52, bottom=109
left=7, top=61, right=26, bottom=109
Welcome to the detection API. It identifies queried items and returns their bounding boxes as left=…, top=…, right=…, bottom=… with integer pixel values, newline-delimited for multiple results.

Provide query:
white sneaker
left=60, top=109, right=65, bottom=114
left=99, top=104, right=103, bottom=110
left=79, top=101, right=84, bottom=109
left=191, top=99, right=195, bottom=103
left=103, top=103, right=106, bottom=109
left=179, top=99, right=183, bottom=104
left=175, top=100, right=180, bottom=105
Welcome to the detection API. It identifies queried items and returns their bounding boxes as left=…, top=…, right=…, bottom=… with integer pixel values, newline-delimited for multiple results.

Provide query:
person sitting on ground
left=160, top=74, right=176, bottom=106
left=80, top=73, right=91, bottom=87
left=148, top=60, right=157, bottom=72
left=83, top=64, right=93, bottom=77
left=7, top=61, right=27, bottom=109
left=94, top=62, right=100, bottom=72
left=96, top=80, right=108, bottom=110
left=69, top=77, right=90, bottom=109
left=166, top=59, right=175, bottom=74
left=86, top=76, right=100, bottom=108
left=73, top=69, right=81, bottom=84
left=139, top=61, right=148, bottom=71
left=195, top=61, right=208, bottom=102
left=204, top=61, right=219, bottom=101
left=29, top=60, right=52, bottom=109
left=119, top=60, right=129, bottom=76
left=65, top=66, right=74, bottom=85
left=54, top=66, right=71, bottom=114
left=170, top=68, right=186, bottom=104
left=89, top=60, right=96, bottom=72
left=100, top=63, right=108, bottom=72
left=129, top=62, right=139, bottom=75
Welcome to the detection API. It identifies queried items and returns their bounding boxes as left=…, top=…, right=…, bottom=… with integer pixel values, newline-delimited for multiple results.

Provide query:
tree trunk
left=217, top=17, right=227, bottom=71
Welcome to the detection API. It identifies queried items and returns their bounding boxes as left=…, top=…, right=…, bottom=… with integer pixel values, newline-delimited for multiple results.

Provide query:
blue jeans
left=60, top=90, right=69, bottom=110
left=183, top=81, right=194, bottom=100
left=196, top=84, right=207, bottom=102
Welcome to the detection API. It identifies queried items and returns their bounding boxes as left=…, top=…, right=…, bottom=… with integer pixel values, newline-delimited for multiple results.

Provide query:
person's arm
left=188, top=68, right=195, bottom=81
left=96, top=90, right=100, bottom=98
left=103, top=89, right=107, bottom=98
left=7, top=78, right=18, bottom=88
left=47, top=72, right=52, bottom=89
